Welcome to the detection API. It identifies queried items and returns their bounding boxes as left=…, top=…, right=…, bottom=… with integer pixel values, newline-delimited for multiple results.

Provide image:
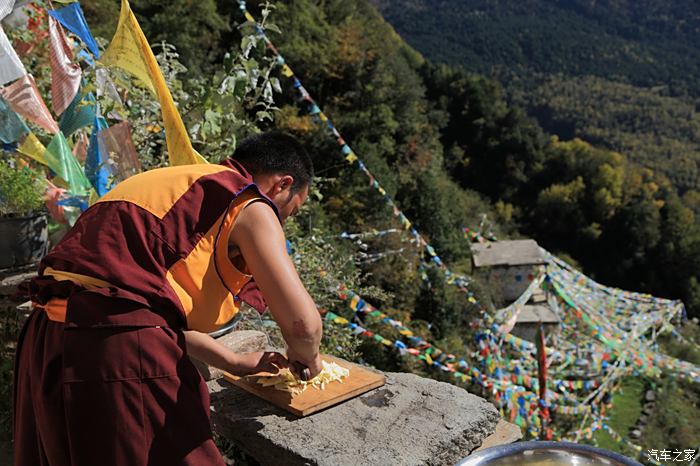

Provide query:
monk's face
left=269, top=181, right=309, bottom=223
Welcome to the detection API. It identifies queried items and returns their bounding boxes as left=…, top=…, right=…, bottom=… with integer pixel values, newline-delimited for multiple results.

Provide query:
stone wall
left=203, top=331, right=521, bottom=466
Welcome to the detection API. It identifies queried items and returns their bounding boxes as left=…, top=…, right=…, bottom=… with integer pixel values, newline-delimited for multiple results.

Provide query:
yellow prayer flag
left=281, top=64, right=294, bottom=77
left=345, top=152, right=358, bottom=164
left=17, top=133, right=48, bottom=165
left=244, top=11, right=255, bottom=23
left=101, top=0, right=206, bottom=166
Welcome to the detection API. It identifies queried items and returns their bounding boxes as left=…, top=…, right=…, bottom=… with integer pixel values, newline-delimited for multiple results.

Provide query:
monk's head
left=232, top=131, right=313, bottom=222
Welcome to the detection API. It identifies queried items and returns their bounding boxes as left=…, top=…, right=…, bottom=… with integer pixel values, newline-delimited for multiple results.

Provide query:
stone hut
left=471, top=239, right=547, bottom=303
left=472, top=239, right=561, bottom=342
left=509, top=303, right=560, bottom=342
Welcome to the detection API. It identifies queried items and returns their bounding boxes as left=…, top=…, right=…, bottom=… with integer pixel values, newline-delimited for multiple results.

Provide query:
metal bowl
left=207, top=312, right=244, bottom=338
left=456, top=441, right=642, bottom=466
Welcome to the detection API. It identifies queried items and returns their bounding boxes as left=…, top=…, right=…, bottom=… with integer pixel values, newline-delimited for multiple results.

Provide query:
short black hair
left=233, top=131, right=313, bottom=192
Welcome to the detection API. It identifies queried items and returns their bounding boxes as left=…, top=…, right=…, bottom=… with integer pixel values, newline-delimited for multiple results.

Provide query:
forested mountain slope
left=370, top=0, right=700, bottom=96
left=371, top=0, right=700, bottom=194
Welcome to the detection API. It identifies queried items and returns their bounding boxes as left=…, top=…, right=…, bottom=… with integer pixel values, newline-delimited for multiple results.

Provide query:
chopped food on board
left=253, top=360, right=350, bottom=395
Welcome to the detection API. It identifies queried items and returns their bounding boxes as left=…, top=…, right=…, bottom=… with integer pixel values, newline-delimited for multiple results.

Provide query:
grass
left=592, top=324, right=700, bottom=463
left=642, top=377, right=700, bottom=455
left=593, top=377, right=644, bottom=457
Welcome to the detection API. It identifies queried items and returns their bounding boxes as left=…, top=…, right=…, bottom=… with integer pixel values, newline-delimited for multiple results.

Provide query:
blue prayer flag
left=48, top=3, right=100, bottom=57
left=85, top=116, right=112, bottom=197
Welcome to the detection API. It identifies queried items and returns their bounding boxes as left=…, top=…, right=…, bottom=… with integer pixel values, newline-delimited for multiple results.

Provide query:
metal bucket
left=457, top=441, right=642, bottom=466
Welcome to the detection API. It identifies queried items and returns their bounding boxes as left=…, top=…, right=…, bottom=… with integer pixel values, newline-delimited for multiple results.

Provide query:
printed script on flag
left=101, top=0, right=207, bottom=166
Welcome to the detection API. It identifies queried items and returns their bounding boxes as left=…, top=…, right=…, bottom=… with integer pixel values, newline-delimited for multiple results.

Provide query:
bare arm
left=230, top=201, right=323, bottom=377
left=184, top=330, right=289, bottom=376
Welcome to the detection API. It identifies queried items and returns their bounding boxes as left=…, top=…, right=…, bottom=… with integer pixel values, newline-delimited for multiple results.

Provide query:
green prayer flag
left=45, top=132, right=92, bottom=196
left=0, top=97, right=29, bottom=144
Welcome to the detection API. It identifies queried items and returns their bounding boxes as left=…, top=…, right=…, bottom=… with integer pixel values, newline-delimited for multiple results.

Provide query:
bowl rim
left=457, top=441, right=642, bottom=466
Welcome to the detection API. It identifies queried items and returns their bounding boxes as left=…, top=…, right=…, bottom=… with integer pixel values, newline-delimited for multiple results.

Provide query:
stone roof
left=471, top=239, right=547, bottom=268
left=516, top=304, right=560, bottom=324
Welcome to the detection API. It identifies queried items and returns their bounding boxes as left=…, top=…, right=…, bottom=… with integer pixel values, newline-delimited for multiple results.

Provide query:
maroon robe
left=14, top=160, right=275, bottom=465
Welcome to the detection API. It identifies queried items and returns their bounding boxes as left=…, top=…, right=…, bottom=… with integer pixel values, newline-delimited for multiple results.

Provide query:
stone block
left=208, top=371, right=500, bottom=466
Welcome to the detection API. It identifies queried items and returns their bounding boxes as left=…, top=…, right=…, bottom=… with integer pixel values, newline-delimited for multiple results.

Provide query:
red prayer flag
left=48, top=16, right=81, bottom=115
left=0, top=74, right=59, bottom=133
left=536, top=323, right=547, bottom=401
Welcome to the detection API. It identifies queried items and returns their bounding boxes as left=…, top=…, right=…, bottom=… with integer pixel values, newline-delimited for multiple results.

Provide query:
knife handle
left=292, top=361, right=312, bottom=381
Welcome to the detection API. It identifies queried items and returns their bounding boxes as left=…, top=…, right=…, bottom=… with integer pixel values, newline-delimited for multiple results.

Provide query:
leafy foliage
left=371, top=0, right=700, bottom=96
left=0, top=160, right=45, bottom=217
left=510, top=75, right=700, bottom=194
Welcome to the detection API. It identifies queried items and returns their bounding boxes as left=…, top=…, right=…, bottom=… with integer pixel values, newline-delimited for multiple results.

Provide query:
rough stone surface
left=193, top=330, right=269, bottom=381
left=0, top=267, right=35, bottom=296
left=208, top=371, right=500, bottom=466
left=473, top=419, right=523, bottom=453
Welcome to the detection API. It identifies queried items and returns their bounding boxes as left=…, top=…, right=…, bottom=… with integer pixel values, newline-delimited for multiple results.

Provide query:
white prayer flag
left=0, top=25, right=26, bottom=86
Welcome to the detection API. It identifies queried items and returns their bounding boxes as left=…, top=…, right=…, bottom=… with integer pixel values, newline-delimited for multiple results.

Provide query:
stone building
left=471, top=239, right=559, bottom=341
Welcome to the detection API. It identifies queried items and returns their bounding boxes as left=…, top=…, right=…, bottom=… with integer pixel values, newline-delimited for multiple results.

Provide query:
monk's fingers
left=264, top=352, right=290, bottom=370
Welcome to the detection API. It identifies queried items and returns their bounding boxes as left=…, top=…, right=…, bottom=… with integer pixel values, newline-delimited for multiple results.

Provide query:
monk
left=14, top=131, right=323, bottom=465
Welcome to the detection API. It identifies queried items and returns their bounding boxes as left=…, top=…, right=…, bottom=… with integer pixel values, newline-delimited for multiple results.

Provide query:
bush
left=0, top=160, right=45, bottom=217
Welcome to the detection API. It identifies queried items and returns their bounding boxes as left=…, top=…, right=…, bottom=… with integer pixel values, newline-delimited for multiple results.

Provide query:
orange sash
left=33, top=298, right=68, bottom=323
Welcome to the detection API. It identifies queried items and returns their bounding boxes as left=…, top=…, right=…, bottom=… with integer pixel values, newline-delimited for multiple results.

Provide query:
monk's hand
left=286, top=348, right=323, bottom=381
left=233, top=351, right=289, bottom=376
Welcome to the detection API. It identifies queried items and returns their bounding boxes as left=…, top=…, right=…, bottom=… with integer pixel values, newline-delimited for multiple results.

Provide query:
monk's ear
left=277, top=175, right=294, bottom=194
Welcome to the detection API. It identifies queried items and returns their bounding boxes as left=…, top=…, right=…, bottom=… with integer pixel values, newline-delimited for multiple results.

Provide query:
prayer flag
left=59, top=90, right=96, bottom=136
left=0, top=25, right=26, bottom=86
left=101, top=0, right=206, bottom=165
left=280, top=64, right=294, bottom=77
left=0, top=0, right=14, bottom=20
left=0, top=74, right=59, bottom=134
left=96, top=121, right=140, bottom=186
left=48, top=16, right=81, bottom=115
left=17, top=132, right=47, bottom=165
left=72, top=131, right=88, bottom=163
left=45, top=180, right=68, bottom=224
left=536, top=324, right=547, bottom=402
left=95, top=67, right=122, bottom=104
left=85, top=116, right=110, bottom=196
left=47, top=3, right=100, bottom=57
left=0, top=96, right=29, bottom=143
left=45, top=132, right=92, bottom=195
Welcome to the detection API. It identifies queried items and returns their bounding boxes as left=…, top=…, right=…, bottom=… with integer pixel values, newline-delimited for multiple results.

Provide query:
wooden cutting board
left=223, top=355, right=385, bottom=416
